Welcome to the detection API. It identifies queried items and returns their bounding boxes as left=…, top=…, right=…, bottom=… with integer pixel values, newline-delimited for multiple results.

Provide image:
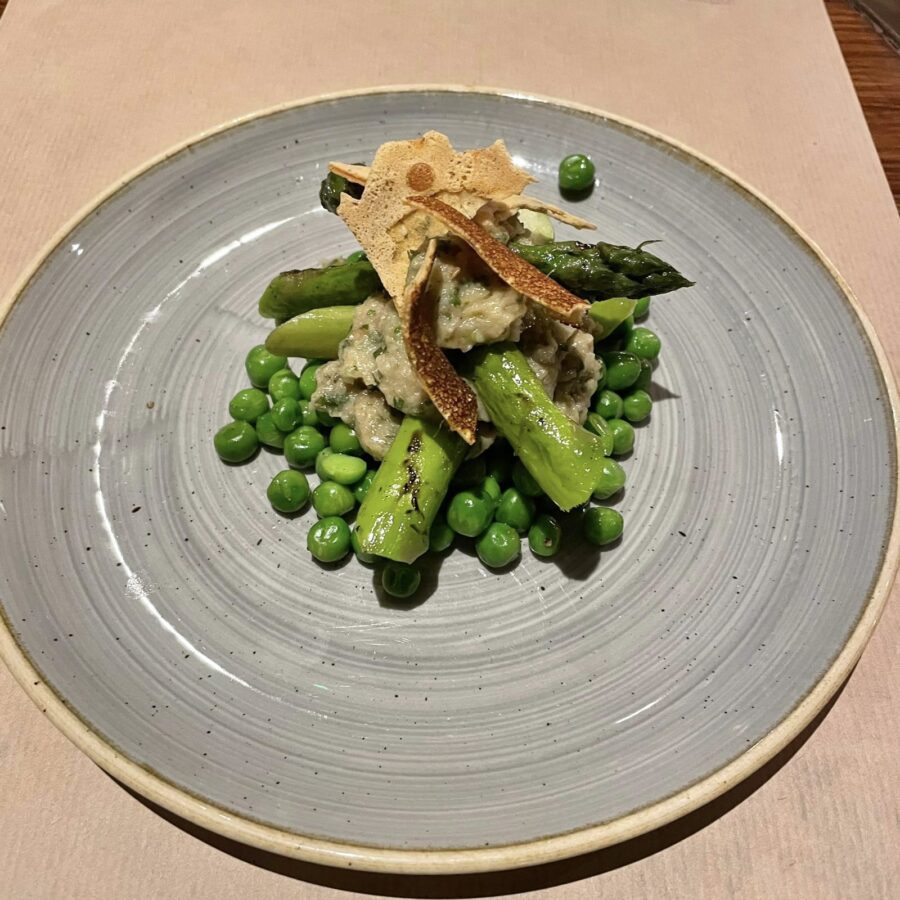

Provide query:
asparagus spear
left=318, top=169, right=364, bottom=214
left=509, top=240, right=693, bottom=300
left=467, top=343, right=607, bottom=510
left=355, top=416, right=467, bottom=563
left=258, top=258, right=381, bottom=320
left=265, top=305, right=355, bottom=359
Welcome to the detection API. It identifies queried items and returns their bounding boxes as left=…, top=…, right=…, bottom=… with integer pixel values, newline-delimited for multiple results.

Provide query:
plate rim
left=1, top=84, right=897, bottom=875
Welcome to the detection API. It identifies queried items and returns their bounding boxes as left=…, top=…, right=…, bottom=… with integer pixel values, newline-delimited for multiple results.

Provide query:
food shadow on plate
left=121, top=679, right=847, bottom=898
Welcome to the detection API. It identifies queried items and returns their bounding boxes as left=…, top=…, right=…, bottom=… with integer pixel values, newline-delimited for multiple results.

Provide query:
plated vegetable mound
left=214, top=132, right=693, bottom=597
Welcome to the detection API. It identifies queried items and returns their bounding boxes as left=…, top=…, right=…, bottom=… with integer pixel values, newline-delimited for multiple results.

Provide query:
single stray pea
left=623, top=389, right=652, bottom=423
left=283, top=425, right=326, bottom=468
left=297, top=398, right=319, bottom=427
left=528, top=514, right=562, bottom=558
left=593, top=458, right=626, bottom=500
left=329, top=422, right=362, bottom=455
left=266, top=469, right=310, bottom=514
left=270, top=397, right=302, bottom=432
left=245, top=345, right=287, bottom=390
left=268, top=368, right=301, bottom=402
left=298, top=363, right=322, bottom=400
left=625, top=326, right=661, bottom=360
left=315, top=446, right=334, bottom=480
left=255, top=412, right=285, bottom=449
left=481, top=475, right=502, bottom=503
left=495, top=487, right=536, bottom=534
left=447, top=490, right=495, bottom=537
left=228, top=388, right=269, bottom=424
left=601, top=351, right=642, bottom=391
left=511, top=459, right=543, bottom=497
left=312, top=480, right=355, bottom=518
left=558, top=153, right=596, bottom=193
left=307, top=516, right=351, bottom=563
left=429, top=515, right=454, bottom=553
left=583, top=506, right=624, bottom=546
left=633, top=296, right=652, bottom=319
left=633, top=357, right=653, bottom=392
left=353, top=469, right=377, bottom=503
left=476, top=522, right=521, bottom=568
left=214, top=420, right=259, bottom=463
left=608, top=418, right=635, bottom=456
left=350, top=528, right=378, bottom=565
left=319, top=452, right=367, bottom=486
left=594, top=389, right=624, bottom=420
left=381, top=561, right=421, bottom=599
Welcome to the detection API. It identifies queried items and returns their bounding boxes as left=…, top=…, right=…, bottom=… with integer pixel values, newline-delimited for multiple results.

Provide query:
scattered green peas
left=319, top=452, right=367, bottom=486
left=558, top=153, right=596, bottom=192
left=266, top=469, right=310, bottom=513
left=633, top=358, right=653, bottom=392
left=298, top=363, right=322, bottom=400
left=452, top=457, right=487, bottom=489
left=297, top=398, right=319, bottom=427
left=307, top=516, right=351, bottom=563
left=283, top=425, right=326, bottom=468
left=482, top=475, right=502, bottom=503
left=268, top=368, right=301, bottom=401
left=228, top=388, right=269, bottom=423
left=353, top=469, right=377, bottom=503
left=608, top=418, right=635, bottom=455
left=633, top=296, right=651, bottom=319
left=351, top=528, right=378, bottom=564
left=625, top=326, right=661, bottom=360
left=585, top=412, right=615, bottom=456
left=429, top=515, right=454, bottom=552
left=214, top=421, right=258, bottom=463
left=584, top=507, right=624, bottom=546
left=312, top=480, right=355, bottom=518
left=315, top=447, right=334, bottom=480
left=512, top=460, right=543, bottom=497
left=528, top=514, right=562, bottom=558
left=381, top=562, right=421, bottom=599
left=329, top=423, right=362, bottom=455
left=255, top=412, right=285, bottom=449
left=476, top=522, right=521, bottom=568
left=447, top=490, right=495, bottom=537
left=593, top=458, right=626, bottom=500
left=623, top=389, right=652, bottom=423
left=270, top=397, right=302, bottom=432
left=594, top=389, right=624, bottom=420
left=245, top=345, right=287, bottom=390
left=495, top=488, right=536, bottom=534
left=601, top=352, right=642, bottom=391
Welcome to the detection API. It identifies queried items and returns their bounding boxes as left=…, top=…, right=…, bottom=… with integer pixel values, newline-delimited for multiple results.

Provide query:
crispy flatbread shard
left=328, top=162, right=369, bottom=185
left=401, top=239, right=478, bottom=444
left=334, top=131, right=534, bottom=298
left=405, top=196, right=589, bottom=325
left=504, top=194, right=596, bottom=230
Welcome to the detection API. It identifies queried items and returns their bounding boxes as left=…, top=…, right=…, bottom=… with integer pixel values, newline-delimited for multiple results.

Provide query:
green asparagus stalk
left=356, top=416, right=467, bottom=563
left=509, top=240, right=693, bottom=300
left=258, top=258, right=381, bottom=320
left=318, top=169, right=364, bottom=214
left=265, top=306, right=355, bottom=359
left=467, top=343, right=607, bottom=510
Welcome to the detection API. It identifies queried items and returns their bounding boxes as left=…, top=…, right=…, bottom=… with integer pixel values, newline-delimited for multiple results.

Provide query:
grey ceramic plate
left=0, top=88, right=897, bottom=874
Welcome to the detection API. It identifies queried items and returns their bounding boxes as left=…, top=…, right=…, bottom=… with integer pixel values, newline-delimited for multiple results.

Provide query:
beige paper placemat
left=1, top=1, right=898, bottom=897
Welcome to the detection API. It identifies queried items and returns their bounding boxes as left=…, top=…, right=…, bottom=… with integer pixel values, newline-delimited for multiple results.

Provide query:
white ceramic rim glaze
left=0, top=86, right=897, bottom=875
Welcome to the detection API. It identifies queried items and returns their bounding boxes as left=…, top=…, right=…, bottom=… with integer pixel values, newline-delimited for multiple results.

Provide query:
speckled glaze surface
left=0, top=89, right=896, bottom=873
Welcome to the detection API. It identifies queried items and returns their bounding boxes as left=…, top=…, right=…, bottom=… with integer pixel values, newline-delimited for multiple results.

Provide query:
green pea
left=329, top=423, right=362, bottom=455
left=245, top=345, right=287, bottom=390
left=558, top=153, right=595, bottom=192
left=381, top=562, right=421, bottom=599
left=268, top=368, right=301, bottom=401
left=319, top=452, right=367, bottom=486
left=351, top=528, right=378, bottom=564
left=601, top=352, right=642, bottom=391
left=307, top=516, right=351, bottom=563
left=608, top=418, right=635, bottom=455
left=283, top=425, right=326, bottom=468
left=452, top=457, right=487, bottom=489
left=594, top=389, right=624, bottom=420
left=298, top=363, right=322, bottom=400
left=297, top=399, right=319, bottom=427
left=270, top=397, right=301, bottom=432
left=255, top=412, right=285, bottom=449
left=528, top=514, right=562, bottom=558
left=633, top=358, right=653, bottom=392
left=312, top=480, right=355, bottom=518
left=585, top=412, right=615, bottom=456
left=593, top=458, right=626, bottom=500
left=495, top=488, right=536, bottom=534
left=584, top=506, right=624, bottom=546
left=476, top=522, right=521, bottom=568
left=482, top=475, right=502, bottom=503
left=633, top=296, right=651, bottom=319
left=625, top=326, right=661, bottom=360
left=213, top=420, right=258, bottom=463
left=512, top=460, right=543, bottom=497
left=429, top=515, right=454, bottom=553
left=316, top=409, right=341, bottom=427
left=623, top=389, right=652, bottom=423
left=447, top=490, right=495, bottom=537
left=266, top=469, right=310, bottom=513
left=315, top=447, right=334, bottom=480
left=353, top=469, right=377, bottom=503
left=228, top=388, right=269, bottom=424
